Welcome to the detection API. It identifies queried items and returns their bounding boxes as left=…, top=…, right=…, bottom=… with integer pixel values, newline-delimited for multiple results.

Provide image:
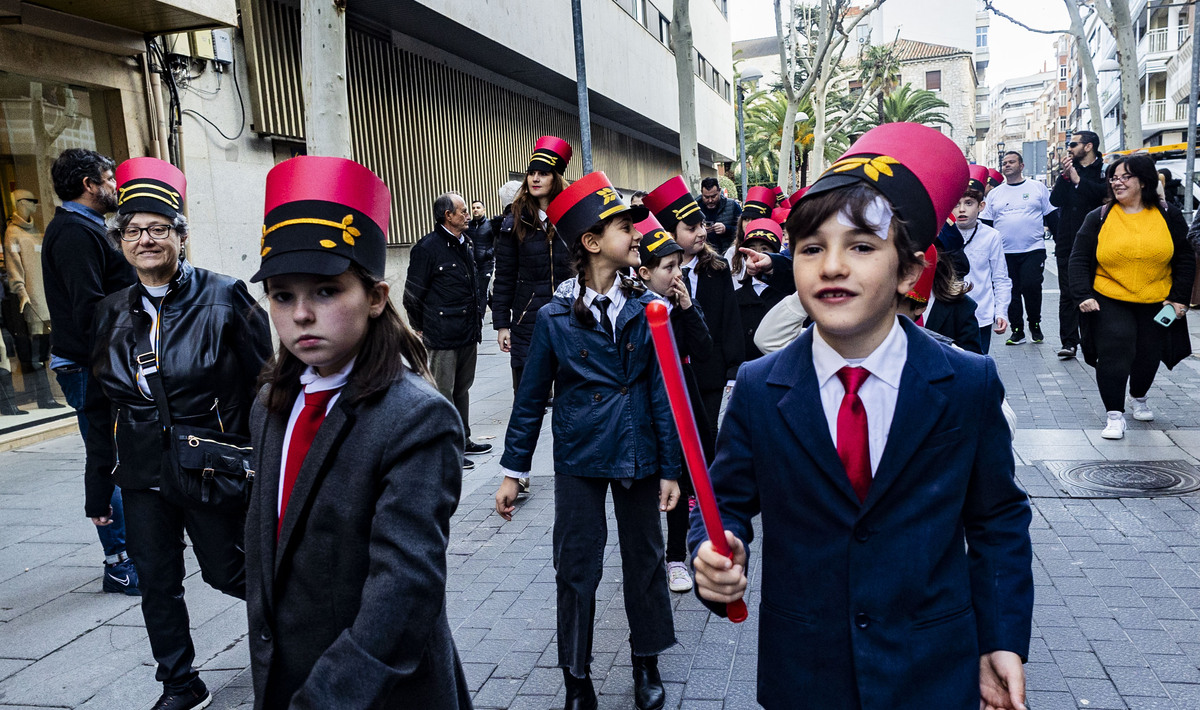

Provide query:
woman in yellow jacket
left=1069, top=153, right=1195, bottom=440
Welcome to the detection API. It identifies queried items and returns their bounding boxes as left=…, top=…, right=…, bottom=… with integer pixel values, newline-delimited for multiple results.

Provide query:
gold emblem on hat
left=261, top=214, right=361, bottom=250
left=830, top=155, right=899, bottom=182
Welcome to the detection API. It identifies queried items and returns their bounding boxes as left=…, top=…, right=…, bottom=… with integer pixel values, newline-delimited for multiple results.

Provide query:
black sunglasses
left=1066, top=142, right=1079, bottom=148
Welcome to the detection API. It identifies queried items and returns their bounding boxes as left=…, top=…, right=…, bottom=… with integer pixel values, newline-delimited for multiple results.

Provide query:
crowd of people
left=2, top=118, right=1196, bottom=710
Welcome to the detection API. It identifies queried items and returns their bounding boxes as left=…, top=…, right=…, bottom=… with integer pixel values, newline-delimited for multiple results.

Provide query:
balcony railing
left=1147, top=27, right=1171, bottom=54
left=1180, top=25, right=1191, bottom=48
left=1142, top=99, right=1190, bottom=125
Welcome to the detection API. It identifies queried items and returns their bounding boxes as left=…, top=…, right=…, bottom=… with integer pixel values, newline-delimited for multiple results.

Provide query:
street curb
left=0, top=418, right=78, bottom=453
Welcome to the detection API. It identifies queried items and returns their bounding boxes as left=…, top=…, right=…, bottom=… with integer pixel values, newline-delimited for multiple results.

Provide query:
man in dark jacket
left=1049, top=130, right=1105, bottom=359
left=698, top=177, right=742, bottom=253
left=467, top=199, right=495, bottom=319
left=41, top=148, right=139, bottom=595
left=404, top=192, right=491, bottom=467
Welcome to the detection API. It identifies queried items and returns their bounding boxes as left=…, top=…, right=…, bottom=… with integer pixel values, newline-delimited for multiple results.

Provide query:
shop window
left=0, top=73, right=114, bottom=427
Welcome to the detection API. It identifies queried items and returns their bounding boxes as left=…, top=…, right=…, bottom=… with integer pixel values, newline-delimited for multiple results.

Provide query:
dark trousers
left=664, top=468, right=694, bottom=562
left=429, top=343, right=477, bottom=441
left=57, top=367, right=127, bottom=560
left=511, top=365, right=523, bottom=394
left=553, top=474, right=675, bottom=677
left=1005, top=249, right=1046, bottom=331
left=123, top=488, right=246, bottom=690
left=1092, top=295, right=1166, bottom=412
left=979, top=326, right=993, bottom=355
left=1056, top=250, right=1080, bottom=348
left=699, top=388, right=723, bottom=446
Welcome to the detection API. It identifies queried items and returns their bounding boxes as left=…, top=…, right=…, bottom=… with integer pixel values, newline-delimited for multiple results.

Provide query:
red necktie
left=279, top=388, right=338, bottom=538
left=836, top=366, right=872, bottom=503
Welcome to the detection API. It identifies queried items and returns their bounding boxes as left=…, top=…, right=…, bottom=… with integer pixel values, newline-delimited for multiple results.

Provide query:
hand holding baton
left=645, top=300, right=748, bottom=623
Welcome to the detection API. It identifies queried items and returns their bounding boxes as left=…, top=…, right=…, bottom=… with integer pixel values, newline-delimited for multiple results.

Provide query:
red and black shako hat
left=771, top=185, right=784, bottom=205
left=798, top=122, right=969, bottom=250
left=741, top=218, right=782, bottom=252
left=770, top=207, right=791, bottom=226
left=635, top=213, right=684, bottom=263
left=643, top=176, right=703, bottom=232
left=742, top=186, right=775, bottom=220
left=967, top=164, right=989, bottom=194
left=987, top=168, right=1002, bottom=188
left=528, top=136, right=572, bottom=175
left=906, top=243, right=938, bottom=305
left=116, top=157, right=186, bottom=219
left=546, top=171, right=647, bottom=245
left=252, top=156, right=391, bottom=283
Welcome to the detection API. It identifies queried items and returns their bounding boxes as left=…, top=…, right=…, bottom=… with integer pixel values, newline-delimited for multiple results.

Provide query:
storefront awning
left=11, top=0, right=237, bottom=34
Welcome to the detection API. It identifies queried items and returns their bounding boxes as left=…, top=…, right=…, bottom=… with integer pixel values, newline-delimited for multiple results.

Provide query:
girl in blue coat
left=494, top=172, right=680, bottom=710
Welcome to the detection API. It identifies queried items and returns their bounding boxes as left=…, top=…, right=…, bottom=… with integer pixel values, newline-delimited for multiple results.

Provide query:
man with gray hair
left=404, top=192, right=490, bottom=469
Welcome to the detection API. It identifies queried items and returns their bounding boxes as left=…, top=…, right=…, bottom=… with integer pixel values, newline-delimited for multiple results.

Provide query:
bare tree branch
left=982, top=0, right=1069, bottom=35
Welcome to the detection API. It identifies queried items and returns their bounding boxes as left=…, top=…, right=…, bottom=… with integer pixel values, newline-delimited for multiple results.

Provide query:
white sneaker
left=1130, top=397, right=1155, bottom=422
left=1101, top=412, right=1127, bottom=440
left=667, top=561, right=693, bottom=593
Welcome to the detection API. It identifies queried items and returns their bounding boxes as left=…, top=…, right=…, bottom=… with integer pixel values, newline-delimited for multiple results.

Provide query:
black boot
left=31, top=366, right=65, bottom=409
left=632, top=652, right=665, bottom=710
left=562, top=668, right=597, bottom=710
left=0, top=370, right=28, bottom=416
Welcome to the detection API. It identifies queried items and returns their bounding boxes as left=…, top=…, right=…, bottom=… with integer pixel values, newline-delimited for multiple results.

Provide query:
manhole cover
left=1041, top=460, right=1200, bottom=498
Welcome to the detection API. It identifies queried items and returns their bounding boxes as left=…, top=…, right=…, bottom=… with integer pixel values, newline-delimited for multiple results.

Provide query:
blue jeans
left=56, top=367, right=127, bottom=561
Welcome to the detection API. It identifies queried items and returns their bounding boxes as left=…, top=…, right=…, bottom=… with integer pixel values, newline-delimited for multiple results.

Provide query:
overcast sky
left=728, top=0, right=1072, bottom=87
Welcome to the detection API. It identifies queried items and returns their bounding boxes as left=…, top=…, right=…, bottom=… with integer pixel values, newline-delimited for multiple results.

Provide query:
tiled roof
left=885, top=38, right=972, bottom=62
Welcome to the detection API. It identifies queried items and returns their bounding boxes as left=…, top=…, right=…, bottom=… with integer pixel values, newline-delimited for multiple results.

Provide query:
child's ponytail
left=570, top=237, right=596, bottom=329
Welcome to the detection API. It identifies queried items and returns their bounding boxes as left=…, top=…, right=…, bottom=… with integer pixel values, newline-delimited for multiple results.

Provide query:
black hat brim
left=250, top=250, right=352, bottom=284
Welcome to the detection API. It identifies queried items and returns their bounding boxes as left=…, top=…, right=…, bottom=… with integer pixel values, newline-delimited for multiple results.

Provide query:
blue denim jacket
left=500, top=280, right=680, bottom=480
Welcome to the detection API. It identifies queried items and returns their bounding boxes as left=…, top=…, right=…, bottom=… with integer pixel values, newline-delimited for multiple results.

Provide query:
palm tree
left=736, top=90, right=848, bottom=189
left=866, top=83, right=951, bottom=129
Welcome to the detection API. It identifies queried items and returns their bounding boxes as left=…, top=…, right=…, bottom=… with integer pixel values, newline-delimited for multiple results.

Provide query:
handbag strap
left=135, top=317, right=173, bottom=430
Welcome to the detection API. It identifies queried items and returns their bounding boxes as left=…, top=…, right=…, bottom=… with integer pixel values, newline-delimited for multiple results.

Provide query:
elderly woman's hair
left=105, top=211, right=190, bottom=248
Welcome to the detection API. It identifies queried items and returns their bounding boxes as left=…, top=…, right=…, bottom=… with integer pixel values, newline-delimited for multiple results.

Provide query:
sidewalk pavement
left=1, top=277, right=1199, bottom=708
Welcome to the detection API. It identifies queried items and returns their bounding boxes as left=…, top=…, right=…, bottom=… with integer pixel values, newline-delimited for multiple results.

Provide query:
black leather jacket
left=402, top=226, right=482, bottom=350
left=491, top=212, right=573, bottom=368
left=83, top=260, right=271, bottom=516
left=467, top=216, right=495, bottom=277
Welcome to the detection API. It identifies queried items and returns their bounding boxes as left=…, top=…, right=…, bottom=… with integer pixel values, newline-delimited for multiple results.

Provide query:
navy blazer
left=688, top=317, right=1033, bottom=710
left=500, top=283, right=681, bottom=481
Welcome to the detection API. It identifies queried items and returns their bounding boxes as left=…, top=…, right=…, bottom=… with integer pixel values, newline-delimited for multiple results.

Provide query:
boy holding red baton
left=688, top=124, right=1033, bottom=710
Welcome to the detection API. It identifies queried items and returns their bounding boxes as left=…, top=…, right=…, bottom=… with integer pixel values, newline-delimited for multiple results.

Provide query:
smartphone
left=1154, top=304, right=1178, bottom=327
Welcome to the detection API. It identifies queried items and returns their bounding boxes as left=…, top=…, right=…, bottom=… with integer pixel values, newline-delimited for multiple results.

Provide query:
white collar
left=811, top=318, right=907, bottom=390
left=582, top=278, right=624, bottom=309
left=299, top=356, right=355, bottom=394
left=682, top=255, right=699, bottom=270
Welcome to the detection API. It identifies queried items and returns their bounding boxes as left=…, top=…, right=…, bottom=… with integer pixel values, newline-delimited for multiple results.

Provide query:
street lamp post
left=997, top=140, right=1006, bottom=167
left=737, top=67, right=763, bottom=202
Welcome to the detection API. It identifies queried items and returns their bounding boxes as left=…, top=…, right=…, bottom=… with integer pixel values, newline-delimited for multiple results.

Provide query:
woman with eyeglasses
left=84, top=158, right=271, bottom=710
left=1069, top=153, right=1195, bottom=440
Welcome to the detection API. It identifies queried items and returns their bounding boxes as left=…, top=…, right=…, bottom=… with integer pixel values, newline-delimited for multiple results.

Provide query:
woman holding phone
left=1069, top=153, right=1194, bottom=440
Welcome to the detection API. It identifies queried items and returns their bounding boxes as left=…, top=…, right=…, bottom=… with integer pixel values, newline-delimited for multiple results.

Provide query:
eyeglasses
left=120, top=224, right=174, bottom=242
left=1066, top=142, right=1079, bottom=148
left=1109, top=174, right=1135, bottom=184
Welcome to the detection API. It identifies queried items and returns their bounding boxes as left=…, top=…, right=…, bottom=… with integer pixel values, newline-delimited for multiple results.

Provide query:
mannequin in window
left=6, top=189, right=63, bottom=409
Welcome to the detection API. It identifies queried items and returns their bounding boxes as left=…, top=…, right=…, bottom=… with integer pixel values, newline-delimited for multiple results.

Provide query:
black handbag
left=136, top=330, right=254, bottom=509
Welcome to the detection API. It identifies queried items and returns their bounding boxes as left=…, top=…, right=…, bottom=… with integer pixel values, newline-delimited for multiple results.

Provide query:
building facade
left=983, top=71, right=1056, bottom=180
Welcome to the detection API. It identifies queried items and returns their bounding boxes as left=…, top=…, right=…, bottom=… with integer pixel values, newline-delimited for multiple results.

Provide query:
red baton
left=645, top=299, right=748, bottom=623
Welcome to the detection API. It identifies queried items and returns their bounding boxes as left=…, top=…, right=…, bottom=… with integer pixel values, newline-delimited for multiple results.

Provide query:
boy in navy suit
left=689, top=123, right=1033, bottom=710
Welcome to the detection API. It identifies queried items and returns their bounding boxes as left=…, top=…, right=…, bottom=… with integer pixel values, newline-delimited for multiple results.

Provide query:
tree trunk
left=774, top=0, right=797, bottom=190
left=811, top=80, right=829, bottom=178
left=301, top=0, right=352, bottom=158
left=1095, top=0, right=1142, bottom=149
left=671, top=0, right=701, bottom=191
left=1064, top=0, right=1104, bottom=151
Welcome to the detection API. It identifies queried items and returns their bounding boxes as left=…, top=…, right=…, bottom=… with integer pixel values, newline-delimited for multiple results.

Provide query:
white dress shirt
left=582, top=279, right=627, bottom=342
left=681, top=255, right=700, bottom=296
left=278, top=357, right=354, bottom=515
left=134, top=283, right=172, bottom=398
left=811, top=319, right=908, bottom=475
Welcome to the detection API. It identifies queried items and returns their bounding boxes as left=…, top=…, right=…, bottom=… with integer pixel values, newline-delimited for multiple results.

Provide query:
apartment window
left=633, top=0, right=646, bottom=24
left=1059, top=65, right=1068, bottom=81
left=1059, top=117, right=1068, bottom=133
left=659, top=13, right=670, bottom=44
left=1059, top=91, right=1068, bottom=106
left=976, top=25, right=987, bottom=47
left=712, top=0, right=727, bottom=16
left=926, top=70, right=941, bottom=91
left=857, top=24, right=871, bottom=44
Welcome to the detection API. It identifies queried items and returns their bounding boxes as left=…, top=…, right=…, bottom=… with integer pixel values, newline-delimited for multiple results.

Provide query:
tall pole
left=1186, top=3, right=1200, bottom=221
left=739, top=84, right=747, bottom=201
left=570, top=0, right=594, bottom=173
left=301, top=0, right=352, bottom=158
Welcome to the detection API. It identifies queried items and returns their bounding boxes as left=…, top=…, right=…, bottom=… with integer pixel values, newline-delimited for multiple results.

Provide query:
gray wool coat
left=245, top=370, right=472, bottom=709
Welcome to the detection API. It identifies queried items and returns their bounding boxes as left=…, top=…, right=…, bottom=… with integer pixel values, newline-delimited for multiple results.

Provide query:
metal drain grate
left=1041, top=460, right=1200, bottom=498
